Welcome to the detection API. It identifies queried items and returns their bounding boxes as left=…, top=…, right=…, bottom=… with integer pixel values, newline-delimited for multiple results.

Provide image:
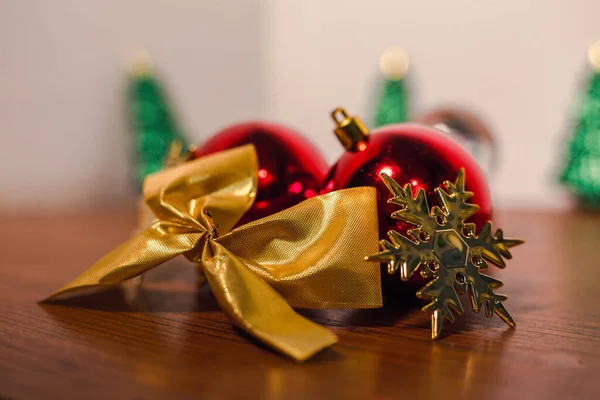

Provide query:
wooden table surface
left=1, top=210, right=599, bottom=399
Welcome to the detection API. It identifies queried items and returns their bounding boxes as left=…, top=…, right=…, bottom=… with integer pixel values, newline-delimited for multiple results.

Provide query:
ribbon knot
left=46, top=145, right=382, bottom=361
left=181, top=210, right=219, bottom=263
left=203, top=210, right=219, bottom=238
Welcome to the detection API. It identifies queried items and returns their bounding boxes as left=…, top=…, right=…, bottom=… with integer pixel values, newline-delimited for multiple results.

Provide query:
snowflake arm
left=432, top=169, right=479, bottom=233
left=380, top=173, right=437, bottom=241
left=418, top=265, right=464, bottom=338
left=366, top=230, right=432, bottom=279
left=467, top=222, right=525, bottom=269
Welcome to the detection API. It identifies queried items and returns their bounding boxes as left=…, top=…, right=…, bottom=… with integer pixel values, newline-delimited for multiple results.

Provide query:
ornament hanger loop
left=331, top=108, right=349, bottom=124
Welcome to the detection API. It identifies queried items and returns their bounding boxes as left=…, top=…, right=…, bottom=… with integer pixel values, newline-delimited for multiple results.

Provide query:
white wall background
left=0, top=0, right=265, bottom=210
left=263, top=0, right=600, bottom=208
left=1, top=0, right=599, bottom=210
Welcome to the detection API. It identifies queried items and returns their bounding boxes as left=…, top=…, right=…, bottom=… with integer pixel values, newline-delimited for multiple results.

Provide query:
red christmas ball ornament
left=322, top=108, right=493, bottom=297
left=194, top=122, right=328, bottom=226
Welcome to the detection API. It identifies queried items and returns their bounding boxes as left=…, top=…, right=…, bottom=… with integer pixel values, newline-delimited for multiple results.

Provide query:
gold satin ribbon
left=46, top=145, right=382, bottom=361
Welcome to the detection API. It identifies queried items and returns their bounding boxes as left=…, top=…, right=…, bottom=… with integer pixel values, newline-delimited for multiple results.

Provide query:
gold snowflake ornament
left=367, top=169, right=523, bottom=339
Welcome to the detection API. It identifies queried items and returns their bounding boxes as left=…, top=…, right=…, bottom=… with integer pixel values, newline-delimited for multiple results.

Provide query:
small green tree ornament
left=373, top=47, right=410, bottom=128
left=560, top=43, right=600, bottom=208
left=129, top=51, right=188, bottom=189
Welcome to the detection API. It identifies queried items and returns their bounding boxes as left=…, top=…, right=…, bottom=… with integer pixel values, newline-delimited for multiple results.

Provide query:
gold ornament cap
left=331, top=108, right=370, bottom=152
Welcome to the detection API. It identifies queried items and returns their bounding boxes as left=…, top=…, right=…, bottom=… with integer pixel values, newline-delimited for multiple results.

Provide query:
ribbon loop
left=143, top=145, right=258, bottom=235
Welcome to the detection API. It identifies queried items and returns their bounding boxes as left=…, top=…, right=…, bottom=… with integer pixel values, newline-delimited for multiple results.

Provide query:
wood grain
left=1, top=210, right=599, bottom=399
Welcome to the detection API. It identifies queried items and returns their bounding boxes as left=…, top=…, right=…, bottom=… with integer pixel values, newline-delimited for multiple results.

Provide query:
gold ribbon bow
left=47, top=145, right=382, bottom=360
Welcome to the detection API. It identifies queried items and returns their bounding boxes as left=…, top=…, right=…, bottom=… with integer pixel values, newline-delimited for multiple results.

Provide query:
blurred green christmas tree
left=560, top=44, right=600, bottom=207
left=129, top=52, right=188, bottom=189
left=373, top=47, right=409, bottom=128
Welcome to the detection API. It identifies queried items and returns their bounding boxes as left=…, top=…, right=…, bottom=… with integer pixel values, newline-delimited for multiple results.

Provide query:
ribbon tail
left=203, top=243, right=337, bottom=361
left=45, top=222, right=203, bottom=300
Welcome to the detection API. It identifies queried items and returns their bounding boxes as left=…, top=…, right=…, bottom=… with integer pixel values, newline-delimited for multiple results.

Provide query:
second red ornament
left=322, top=108, right=493, bottom=296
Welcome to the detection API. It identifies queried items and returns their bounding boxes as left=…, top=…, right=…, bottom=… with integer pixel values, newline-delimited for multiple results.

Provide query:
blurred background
left=1, top=0, right=599, bottom=211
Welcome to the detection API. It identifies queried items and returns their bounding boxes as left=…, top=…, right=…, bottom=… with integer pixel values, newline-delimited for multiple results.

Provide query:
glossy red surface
left=195, top=122, right=328, bottom=226
left=322, top=123, right=493, bottom=296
